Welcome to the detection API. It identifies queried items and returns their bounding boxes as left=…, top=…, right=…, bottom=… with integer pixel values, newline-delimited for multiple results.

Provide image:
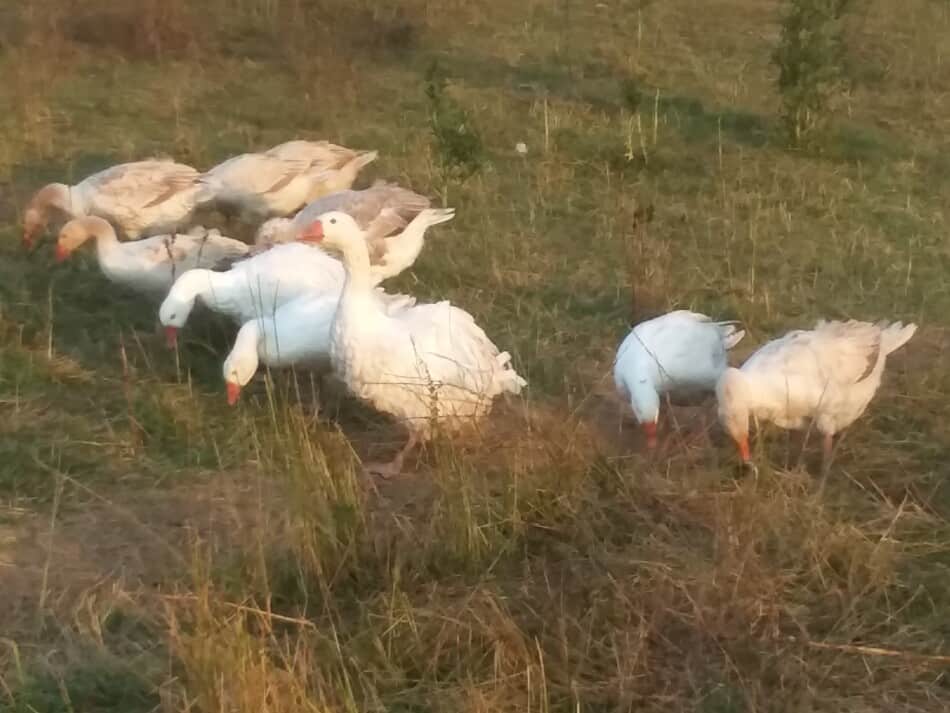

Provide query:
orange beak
left=226, top=382, right=241, bottom=406
left=642, top=421, right=658, bottom=449
left=736, top=435, right=751, bottom=463
left=164, top=326, right=178, bottom=349
left=298, top=220, right=324, bottom=244
left=54, top=243, right=69, bottom=263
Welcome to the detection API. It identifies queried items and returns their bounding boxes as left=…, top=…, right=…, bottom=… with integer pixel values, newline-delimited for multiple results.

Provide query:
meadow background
left=2, top=0, right=950, bottom=710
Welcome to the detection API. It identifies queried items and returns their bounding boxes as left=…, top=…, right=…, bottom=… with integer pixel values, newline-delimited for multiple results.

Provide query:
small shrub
left=424, top=61, right=484, bottom=196
left=772, top=0, right=852, bottom=145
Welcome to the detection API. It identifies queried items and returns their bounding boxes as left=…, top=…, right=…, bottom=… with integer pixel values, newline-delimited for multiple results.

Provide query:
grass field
left=2, top=0, right=950, bottom=710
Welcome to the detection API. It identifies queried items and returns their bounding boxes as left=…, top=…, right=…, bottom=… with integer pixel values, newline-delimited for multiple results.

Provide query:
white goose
left=160, top=243, right=344, bottom=348
left=614, top=311, right=745, bottom=448
left=716, top=319, right=917, bottom=471
left=160, top=209, right=454, bottom=347
left=298, top=211, right=527, bottom=477
left=222, top=290, right=416, bottom=405
left=201, top=143, right=378, bottom=221
left=265, top=140, right=363, bottom=170
left=55, top=217, right=249, bottom=295
left=255, top=180, right=431, bottom=246
left=269, top=141, right=378, bottom=202
left=23, top=159, right=208, bottom=247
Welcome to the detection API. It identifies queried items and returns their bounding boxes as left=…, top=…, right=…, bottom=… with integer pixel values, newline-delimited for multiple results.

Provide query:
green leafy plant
left=772, top=0, right=852, bottom=145
left=424, top=61, right=484, bottom=196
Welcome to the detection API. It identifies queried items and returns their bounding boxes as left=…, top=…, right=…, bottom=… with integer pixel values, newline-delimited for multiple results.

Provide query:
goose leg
left=365, top=432, right=420, bottom=480
left=821, top=432, right=834, bottom=476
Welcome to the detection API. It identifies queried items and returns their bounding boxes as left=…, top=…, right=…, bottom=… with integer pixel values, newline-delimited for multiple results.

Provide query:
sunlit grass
left=1, top=0, right=950, bottom=711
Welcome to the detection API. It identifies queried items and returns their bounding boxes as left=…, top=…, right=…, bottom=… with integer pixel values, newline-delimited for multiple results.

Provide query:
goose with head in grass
left=160, top=207, right=454, bottom=349
left=23, top=159, right=209, bottom=248
left=55, top=217, right=248, bottom=295
left=297, top=210, right=526, bottom=478
left=614, top=310, right=745, bottom=449
left=221, top=290, right=417, bottom=405
left=716, top=319, right=916, bottom=473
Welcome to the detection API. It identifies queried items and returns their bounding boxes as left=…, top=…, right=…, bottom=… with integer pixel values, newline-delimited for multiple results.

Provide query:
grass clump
left=2, top=660, right=158, bottom=713
left=773, top=0, right=853, bottom=145
left=425, top=61, right=485, bottom=200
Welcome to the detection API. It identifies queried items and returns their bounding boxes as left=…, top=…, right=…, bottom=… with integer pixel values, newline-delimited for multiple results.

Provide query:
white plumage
left=55, top=216, right=248, bottom=295
left=614, top=310, right=744, bottom=448
left=255, top=180, right=431, bottom=246
left=201, top=142, right=378, bottom=221
left=221, top=290, right=416, bottom=405
left=159, top=208, right=453, bottom=347
left=298, top=210, right=525, bottom=477
left=716, top=319, right=917, bottom=469
left=23, top=159, right=208, bottom=246
left=158, top=242, right=346, bottom=347
left=265, top=140, right=364, bottom=172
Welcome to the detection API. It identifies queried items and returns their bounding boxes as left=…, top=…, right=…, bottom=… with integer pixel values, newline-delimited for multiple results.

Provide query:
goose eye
left=330, top=218, right=337, bottom=225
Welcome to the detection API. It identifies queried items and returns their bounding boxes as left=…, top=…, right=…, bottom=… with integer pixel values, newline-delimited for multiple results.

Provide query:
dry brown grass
left=2, top=0, right=950, bottom=711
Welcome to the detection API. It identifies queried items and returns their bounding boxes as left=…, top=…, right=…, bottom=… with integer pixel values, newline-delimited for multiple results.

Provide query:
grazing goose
left=265, top=140, right=365, bottom=173
left=23, top=159, right=208, bottom=247
left=255, top=180, right=431, bottom=246
left=55, top=217, right=248, bottom=295
left=201, top=143, right=378, bottom=221
left=222, top=290, right=416, bottom=405
left=159, top=243, right=345, bottom=348
left=160, top=208, right=453, bottom=347
left=614, top=310, right=745, bottom=448
left=716, top=319, right=917, bottom=472
left=297, top=211, right=526, bottom=478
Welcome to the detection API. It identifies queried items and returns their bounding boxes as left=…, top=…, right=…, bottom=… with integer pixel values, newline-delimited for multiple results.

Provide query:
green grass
left=2, top=0, right=950, bottom=710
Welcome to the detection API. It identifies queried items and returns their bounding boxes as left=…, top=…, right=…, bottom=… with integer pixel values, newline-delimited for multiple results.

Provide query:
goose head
left=222, top=323, right=261, bottom=406
left=716, top=367, right=752, bottom=464
left=628, top=379, right=661, bottom=449
left=55, top=216, right=113, bottom=263
left=298, top=211, right=363, bottom=252
left=159, top=272, right=205, bottom=348
left=24, top=183, right=71, bottom=249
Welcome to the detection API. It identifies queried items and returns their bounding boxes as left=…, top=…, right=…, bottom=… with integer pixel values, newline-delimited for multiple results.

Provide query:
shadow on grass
left=420, top=48, right=916, bottom=171
left=426, top=50, right=773, bottom=148
left=2, top=656, right=159, bottom=713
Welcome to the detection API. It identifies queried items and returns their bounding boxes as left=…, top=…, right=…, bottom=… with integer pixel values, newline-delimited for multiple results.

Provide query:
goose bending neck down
left=716, top=319, right=916, bottom=473
left=24, top=160, right=208, bottom=247
left=298, top=210, right=525, bottom=478
left=24, top=184, right=72, bottom=247
left=613, top=310, right=745, bottom=450
left=55, top=215, right=119, bottom=262
left=221, top=290, right=417, bottom=405
left=158, top=242, right=348, bottom=348
left=56, top=216, right=248, bottom=295
left=160, top=209, right=451, bottom=350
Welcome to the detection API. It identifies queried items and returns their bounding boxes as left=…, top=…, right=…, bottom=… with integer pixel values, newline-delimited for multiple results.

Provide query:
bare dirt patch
left=0, top=470, right=276, bottom=640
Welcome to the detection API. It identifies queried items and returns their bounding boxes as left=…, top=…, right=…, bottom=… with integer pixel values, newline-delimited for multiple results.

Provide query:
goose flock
left=23, top=139, right=916, bottom=477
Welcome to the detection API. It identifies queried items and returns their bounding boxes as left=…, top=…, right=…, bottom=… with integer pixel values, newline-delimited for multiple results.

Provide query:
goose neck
left=337, top=238, right=375, bottom=294
left=91, top=221, right=122, bottom=258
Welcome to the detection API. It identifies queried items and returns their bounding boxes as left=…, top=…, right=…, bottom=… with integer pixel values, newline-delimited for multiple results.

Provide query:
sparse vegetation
left=773, top=0, right=853, bottom=144
left=425, top=60, right=485, bottom=200
left=2, top=0, right=950, bottom=712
